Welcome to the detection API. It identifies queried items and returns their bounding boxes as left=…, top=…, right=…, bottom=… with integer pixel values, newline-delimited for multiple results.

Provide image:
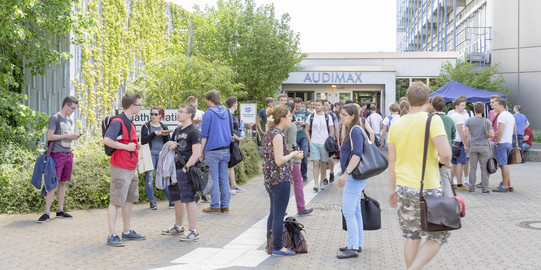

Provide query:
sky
left=166, top=0, right=396, bottom=53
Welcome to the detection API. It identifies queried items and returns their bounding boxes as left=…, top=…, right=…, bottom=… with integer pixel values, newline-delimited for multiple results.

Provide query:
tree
left=128, top=54, right=245, bottom=109
left=0, top=0, right=91, bottom=146
left=191, top=0, right=305, bottom=108
left=432, top=58, right=508, bottom=94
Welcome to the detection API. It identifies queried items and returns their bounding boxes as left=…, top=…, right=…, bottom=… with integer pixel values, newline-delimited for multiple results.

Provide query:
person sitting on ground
left=263, top=105, right=302, bottom=256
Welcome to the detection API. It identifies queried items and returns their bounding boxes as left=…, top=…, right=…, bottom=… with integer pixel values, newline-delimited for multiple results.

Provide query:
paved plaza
left=1, top=159, right=541, bottom=269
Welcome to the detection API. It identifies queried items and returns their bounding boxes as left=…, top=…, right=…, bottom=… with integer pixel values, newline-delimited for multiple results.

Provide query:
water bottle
left=240, top=120, right=245, bottom=138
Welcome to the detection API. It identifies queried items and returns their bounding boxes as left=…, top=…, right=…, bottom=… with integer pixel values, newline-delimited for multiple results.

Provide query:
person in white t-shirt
left=449, top=99, right=469, bottom=191
left=305, top=99, right=334, bottom=192
left=492, top=98, right=516, bottom=192
left=367, top=105, right=383, bottom=146
left=187, top=96, right=205, bottom=131
left=380, top=102, right=400, bottom=149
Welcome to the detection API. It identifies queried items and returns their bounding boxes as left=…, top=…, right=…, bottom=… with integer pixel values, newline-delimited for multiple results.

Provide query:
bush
left=532, top=129, right=541, bottom=143
left=234, top=139, right=260, bottom=185
left=0, top=131, right=261, bottom=214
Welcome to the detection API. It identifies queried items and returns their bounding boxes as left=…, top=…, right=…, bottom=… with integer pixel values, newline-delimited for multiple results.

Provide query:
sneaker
left=179, top=230, right=200, bottom=242
left=329, top=173, right=335, bottom=183
left=482, top=190, right=491, bottom=194
left=56, top=210, right=73, bottom=219
left=302, top=176, right=308, bottom=182
left=498, top=182, right=514, bottom=192
left=272, top=248, right=295, bottom=256
left=37, top=213, right=50, bottom=223
left=121, top=230, right=146, bottom=240
left=476, top=183, right=483, bottom=188
left=339, top=246, right=362, bottom=252
left=107, top=234, right=125, bottom=247
left=231, top=186, right=245, bottom=193
left=202, top=207, right=221, bottom=213
left=323, top=179, right=329, bottom=185
left=337, top=249, right=359, bottom=259
left=298, top=208, right=314, bottom=216
left=313, top=184, right=319, bottom=192
left=169, top=202, right=175, bottom=209
left=492, top=186, right=509, bottom=193
left=150, top=201, right=157, bottom=210
left=229, top=189, right=237, bottom=195
left=162, top=225, right=185, bottom=235
left=320, top=184, right=326, bottom=190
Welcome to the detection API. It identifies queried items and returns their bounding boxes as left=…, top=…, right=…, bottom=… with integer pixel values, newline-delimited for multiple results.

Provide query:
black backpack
left=101, top=113, right=132, bottom=156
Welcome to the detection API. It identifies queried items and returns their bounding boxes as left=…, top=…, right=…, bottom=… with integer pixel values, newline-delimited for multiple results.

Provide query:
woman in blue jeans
left=141, top=106, right=172, bottom=210
left=337, top=103, right=368, bottom=259
left=262, top=105, right=303, bottom=256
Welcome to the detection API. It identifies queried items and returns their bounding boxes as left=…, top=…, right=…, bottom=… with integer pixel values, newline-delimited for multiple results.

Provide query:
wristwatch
left=345, top=169, right=352, bottom=175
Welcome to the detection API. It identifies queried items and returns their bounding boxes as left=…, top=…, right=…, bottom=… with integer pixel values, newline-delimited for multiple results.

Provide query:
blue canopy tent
left=429, top=80, right=506, bottom=103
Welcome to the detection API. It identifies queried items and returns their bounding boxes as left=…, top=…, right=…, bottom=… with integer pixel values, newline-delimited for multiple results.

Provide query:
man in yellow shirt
left=388, top=82, right=452, bottom=270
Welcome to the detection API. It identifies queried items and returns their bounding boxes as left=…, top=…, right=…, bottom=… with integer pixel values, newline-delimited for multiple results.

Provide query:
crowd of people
left=36, top=85, right=532, bottom=267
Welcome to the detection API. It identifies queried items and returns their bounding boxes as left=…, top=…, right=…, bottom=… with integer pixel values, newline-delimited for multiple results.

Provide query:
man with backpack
left=103, top=93, right=145, bottom=247
left=37, top=96, right=81, bottom=223
left=161, top=103, right=201, bottom=241
left=305, top=99, right=334, bottom=192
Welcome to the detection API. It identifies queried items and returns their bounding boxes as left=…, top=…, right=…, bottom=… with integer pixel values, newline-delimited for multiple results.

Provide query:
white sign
left=240, top=103, right=257, bottom=124
left=119, top=109, right=180, bottom=134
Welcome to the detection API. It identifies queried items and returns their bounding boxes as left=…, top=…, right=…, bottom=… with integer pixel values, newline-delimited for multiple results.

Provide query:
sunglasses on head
left=150, top=113, right=160, bottom=116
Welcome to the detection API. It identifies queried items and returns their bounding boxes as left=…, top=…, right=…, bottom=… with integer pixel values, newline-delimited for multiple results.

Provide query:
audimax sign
left=303, top=72, right=362, bottom=83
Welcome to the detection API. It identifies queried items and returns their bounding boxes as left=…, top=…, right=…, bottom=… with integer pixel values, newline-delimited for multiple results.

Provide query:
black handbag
left=342, top=191, right=381, bottom=231
left=228, top=112, right=243, bottom=168
left=484, top=120, right=498, bottom=174
left=349, top=125, right=388, bottom=180
left=420, top=114, right=465, bottom=232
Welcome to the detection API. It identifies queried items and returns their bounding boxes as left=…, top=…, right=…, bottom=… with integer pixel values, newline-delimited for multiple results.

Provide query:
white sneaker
left=313, top=184, right=319, bottom=192
left=162, top=225, right=185, bottom=235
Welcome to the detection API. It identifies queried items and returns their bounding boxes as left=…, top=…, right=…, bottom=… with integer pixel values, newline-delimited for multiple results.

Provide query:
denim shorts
left=169, top=169, right=196, bottom=203
left=395, top=185, right=450, bottom=245
left=494, top=143, right=512, bottom=166
left=451, top=144, right=467, bottom=165
left=309, top=142, right=329, bottom=162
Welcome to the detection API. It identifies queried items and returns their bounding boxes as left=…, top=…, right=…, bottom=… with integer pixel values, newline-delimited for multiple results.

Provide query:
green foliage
left=192, top=0, right=305, bottom=109
left=432, top=58, right=508, bottom=95
left=0, top=89, right=48, bottom=147
left=234, top=139, right=260, bottom=184
left=532, top=130, right=541, bottom=143
left=129, top=54, right=245, bottom=109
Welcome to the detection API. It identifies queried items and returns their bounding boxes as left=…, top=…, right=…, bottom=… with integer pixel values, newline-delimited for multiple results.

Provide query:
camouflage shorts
left=395, top=185, right=450, bottom=245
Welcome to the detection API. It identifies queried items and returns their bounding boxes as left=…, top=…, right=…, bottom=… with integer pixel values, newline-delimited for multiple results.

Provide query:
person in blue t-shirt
left=512, top=105, right=530, bottom=150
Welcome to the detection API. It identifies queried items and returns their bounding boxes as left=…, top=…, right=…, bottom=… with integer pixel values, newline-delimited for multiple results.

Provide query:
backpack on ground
left=266, top=216, right=308, bottom=254
left=101, top=113, right=132, bottom=156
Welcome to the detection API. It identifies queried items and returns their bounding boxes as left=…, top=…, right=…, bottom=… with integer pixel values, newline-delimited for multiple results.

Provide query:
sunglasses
left=150, top=113, right=160, bottom=116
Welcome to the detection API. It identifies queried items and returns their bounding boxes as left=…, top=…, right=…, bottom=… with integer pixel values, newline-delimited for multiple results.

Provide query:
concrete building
left=282, top=52, right=457, bottom=115
left=396, top=0, right=541, bottom=128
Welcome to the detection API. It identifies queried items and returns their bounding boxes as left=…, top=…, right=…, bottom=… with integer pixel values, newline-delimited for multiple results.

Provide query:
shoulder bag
left=349, top=125, right=388, bottom=180
left=508, top=127, right=523, bottom=165
left=341, top=190, right=381, bottom=231
left=484, top=120, right=498, bottom=174
left=420, top=114, right=465, bottom=232
left=228, top=112, right=244, bottom=168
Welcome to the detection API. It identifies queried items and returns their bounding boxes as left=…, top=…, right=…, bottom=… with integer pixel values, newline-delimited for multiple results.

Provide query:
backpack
left=266, top=216, right=308, bottom=254
left=101, top=113, right=132, bottom=156
left=187, top=160, right=212, bottom=195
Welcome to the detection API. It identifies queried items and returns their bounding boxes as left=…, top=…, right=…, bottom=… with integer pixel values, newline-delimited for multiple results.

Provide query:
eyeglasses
left=69, top=106, right=77, bottom=110
left=150, top=113, right=160, bottom=116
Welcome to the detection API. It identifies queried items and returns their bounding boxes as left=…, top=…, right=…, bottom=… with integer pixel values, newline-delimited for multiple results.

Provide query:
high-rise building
left=396, top=0, right=541, bottom=128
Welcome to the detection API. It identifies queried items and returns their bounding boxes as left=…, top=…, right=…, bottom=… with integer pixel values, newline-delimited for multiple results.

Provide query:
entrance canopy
left=429, top=80, right=506, bottom=103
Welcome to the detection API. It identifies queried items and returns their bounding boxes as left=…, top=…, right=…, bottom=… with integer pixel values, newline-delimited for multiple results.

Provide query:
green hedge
left=0, top=132, right=261, bottom=214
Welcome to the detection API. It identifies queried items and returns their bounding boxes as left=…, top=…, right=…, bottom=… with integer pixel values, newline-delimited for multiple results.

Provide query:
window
left=396, top=78, right=410, bottom=100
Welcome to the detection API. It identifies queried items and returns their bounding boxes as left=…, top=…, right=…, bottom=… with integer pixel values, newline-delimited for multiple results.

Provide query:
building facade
left=397, top=0, right=541, bottom=128
left=282, top=52, right=457, bottom=115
